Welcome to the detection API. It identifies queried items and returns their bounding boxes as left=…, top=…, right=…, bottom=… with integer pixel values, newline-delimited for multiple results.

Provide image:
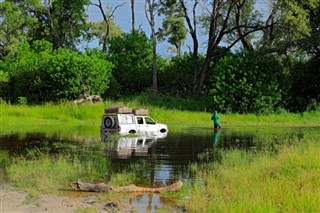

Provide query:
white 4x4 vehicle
left=100, top=106, right=168, bottom=135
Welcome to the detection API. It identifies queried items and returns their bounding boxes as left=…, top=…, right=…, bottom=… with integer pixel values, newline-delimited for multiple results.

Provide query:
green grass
left=1, top=101, right=320, bottom=211
left=184, top=133, right=320, bottom=212
left=7, top=156, right=79, bottom=193
left=4, top=141, right=112, bottom=194
left=76, top=207, right=97, bottom=213
left=1, top=101, right=319, bottom=137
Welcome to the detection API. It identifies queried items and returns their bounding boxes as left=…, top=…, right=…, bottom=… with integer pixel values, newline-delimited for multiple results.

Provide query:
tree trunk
left=145, top=0, right=158, bottom=96
left=192, top=56, right=210, bottom=99
left=152, top=31, right=157, bottom=96
left=131, top=0, right=135, bottom=32
left=235, top=0, right=252, bottom=51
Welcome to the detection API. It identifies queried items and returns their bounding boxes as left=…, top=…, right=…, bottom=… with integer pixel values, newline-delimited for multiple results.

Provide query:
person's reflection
left=212, top=129, right=221, bottom=147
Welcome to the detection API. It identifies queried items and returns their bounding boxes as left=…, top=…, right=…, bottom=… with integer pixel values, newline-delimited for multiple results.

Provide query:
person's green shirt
left=212, top=114, right=220, bottom=124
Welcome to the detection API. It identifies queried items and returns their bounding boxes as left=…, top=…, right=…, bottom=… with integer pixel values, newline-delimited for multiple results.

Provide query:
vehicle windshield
left=145, top=117, right=156, bottom=125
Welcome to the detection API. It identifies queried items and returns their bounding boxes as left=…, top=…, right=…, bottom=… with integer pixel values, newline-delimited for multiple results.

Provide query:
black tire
left=104, top=116, right=115, bottom=128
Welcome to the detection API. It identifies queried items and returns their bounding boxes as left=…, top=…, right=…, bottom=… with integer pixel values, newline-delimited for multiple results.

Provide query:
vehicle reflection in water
left=0, top=127, right=312, bottom=212
left=101, top=132, right=176, bottom=212
left=102, top=132, right=168, bottom=159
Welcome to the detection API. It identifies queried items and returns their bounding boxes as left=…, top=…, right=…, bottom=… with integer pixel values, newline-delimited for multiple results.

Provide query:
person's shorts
left=214, top=124, right=221, bottom=129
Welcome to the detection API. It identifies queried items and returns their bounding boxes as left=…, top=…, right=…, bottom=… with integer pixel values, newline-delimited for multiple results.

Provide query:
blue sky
left=0, top=0, right=271, bottom=56
left=85, top=0, right=271, bottom=56
left=85, top=0, right=208, bottom=56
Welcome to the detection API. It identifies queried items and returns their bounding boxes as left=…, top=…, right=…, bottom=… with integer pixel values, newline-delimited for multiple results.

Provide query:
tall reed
left=1, top=101, right=319, bottom=136
left=185, top=133, right=320, bottom=212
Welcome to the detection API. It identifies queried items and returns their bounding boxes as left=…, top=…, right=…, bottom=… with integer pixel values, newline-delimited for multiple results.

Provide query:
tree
left=0, top=1, right=30, bottom=58
left=12, top=0, right=91, bottom=50
left=157, top=15, right=187, bottom=56
left=108, top=32, right=153, bottom=95
left=229, top=0, right=260, bottom=50
left=131, top=0, right=135, bottom=32
left=305, top=2, right=320, bottom=57
left=161, top=0, right=276, bottom=99
left=289, top=57, right=320, bottom=112
left=145, top=0, right=158, bottom=95
left=91, top=0, right=126, bottom=52
left=90, top=20, right=122, bottom=51
left=208, top=51, right=286, bottom=113
left=258, top=0, right=320, bottom=56
left=1, top=40, right=113, bottom=103
left=193, top=0, right=276, bottom=99
left=158, top=1, right=187, bottom=56
left=158, top=53, right=202, bottom=95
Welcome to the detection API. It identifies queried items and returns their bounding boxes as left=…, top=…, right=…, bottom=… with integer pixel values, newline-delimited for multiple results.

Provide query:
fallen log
left=69, top=180, right=183, bottom=193
left=73, top=94, right=102, bottom=104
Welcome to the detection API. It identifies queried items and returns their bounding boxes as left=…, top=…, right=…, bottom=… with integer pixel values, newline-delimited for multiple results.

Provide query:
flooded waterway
left=0, top=126, right=318, bottom=212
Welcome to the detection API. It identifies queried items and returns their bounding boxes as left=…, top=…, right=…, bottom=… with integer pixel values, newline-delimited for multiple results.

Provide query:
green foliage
left=0, top=1, right=30, bottom=58
left=26, top=0, right=90, bottom=50
left=208, top=51, right=286, bottom=113
left=17, top=97, right=28, bottom=105
left=76, top=207, right=97, bottom=213
left=185, top=135, right=320, bottom=212
left=7, top=155, right=79, bottom=193
left=258, top=0, right=320, bottom=55
left=157, top=15, right=187, bottom=55
left=108, top=32, right=153, bottom=96
left=89, top=16, right=123, bottom=47
left=158, top=53, right=203, bottom=96
left=1, top=40, right=113, bottom=103
left=289, top=57, right=320, bottom=112
left=6, top=141, right=111, bottom=193
left=0, top=70, right=9, bottom=83
left=134, top=90, right=207, bottom=112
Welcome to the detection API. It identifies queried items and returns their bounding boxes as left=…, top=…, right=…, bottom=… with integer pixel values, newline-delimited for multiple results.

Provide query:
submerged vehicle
left=100, top=106, right=168, bottom=135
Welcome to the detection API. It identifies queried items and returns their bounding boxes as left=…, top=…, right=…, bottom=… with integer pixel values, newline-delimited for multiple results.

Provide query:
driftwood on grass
left=69, top=180, right=183, bottom=193
left=73, top=94, right=102, bottom=104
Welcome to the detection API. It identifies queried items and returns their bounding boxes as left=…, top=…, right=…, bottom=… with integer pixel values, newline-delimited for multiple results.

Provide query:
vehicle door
left=144, top=116, right=158, bottom=132
left=136, top=116, right=148, bottom=133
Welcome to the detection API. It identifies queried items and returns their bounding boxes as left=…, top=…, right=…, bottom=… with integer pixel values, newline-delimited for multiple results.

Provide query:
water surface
left=0, top=126, right=316, bottom=212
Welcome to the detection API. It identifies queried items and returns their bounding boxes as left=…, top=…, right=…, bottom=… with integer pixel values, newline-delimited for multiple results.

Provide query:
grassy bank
left=185, top=132, right=320, bottom=212
left=1, top=102, right=320, bottom=212
left=1, top=101, right=319, bottom=135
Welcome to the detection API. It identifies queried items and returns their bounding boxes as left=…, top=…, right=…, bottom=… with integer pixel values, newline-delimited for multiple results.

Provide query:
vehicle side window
left=137, top=117, right=144, bottom=124
left=145, top=117, right=156, bottom=125
left=119, top=114, right=134, bottom=124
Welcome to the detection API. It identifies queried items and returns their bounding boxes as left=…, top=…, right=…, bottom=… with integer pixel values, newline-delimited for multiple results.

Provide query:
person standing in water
left=211, top=110, right=221, bottom=129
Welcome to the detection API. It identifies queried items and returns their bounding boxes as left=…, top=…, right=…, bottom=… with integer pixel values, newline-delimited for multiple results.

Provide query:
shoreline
left=0, top=185, right=131, bottom=213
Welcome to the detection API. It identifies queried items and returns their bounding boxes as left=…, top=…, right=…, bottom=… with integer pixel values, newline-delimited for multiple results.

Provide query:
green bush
left=1, top=40, right=113, bottom=103
left=208, top=51, right=287, bottom=114
left=108, top=32, right=153, bottom=96
left=158, top=53, right=203, bottom=96
left=289, top=57, right=320, bottom=112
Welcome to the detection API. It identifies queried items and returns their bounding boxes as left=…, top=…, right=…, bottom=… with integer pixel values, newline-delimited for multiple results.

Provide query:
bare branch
left=91, top=0, right=126, bottom=52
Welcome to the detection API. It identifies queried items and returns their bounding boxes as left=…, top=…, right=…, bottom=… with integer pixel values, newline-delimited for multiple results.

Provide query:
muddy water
left=0, top=126, right=315, bottom=212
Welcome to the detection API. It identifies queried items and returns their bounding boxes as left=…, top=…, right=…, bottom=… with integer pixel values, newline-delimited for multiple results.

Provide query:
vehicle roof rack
left=133, top=109, right=148, bottom=115
left=105, top=106, right=132, bottom=114
left=105, top=106, right=149, bottom=115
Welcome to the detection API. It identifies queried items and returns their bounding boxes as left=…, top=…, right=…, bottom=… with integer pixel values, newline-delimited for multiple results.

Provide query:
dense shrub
left=0, top=40, right=113, bottom=103
left=289, top=57, right=320, bottom=112
left=158, top=53, right=204, bottom=96
left=208, top=51, right=287, bottom=113
left=108, top=32, right=153, bottom=96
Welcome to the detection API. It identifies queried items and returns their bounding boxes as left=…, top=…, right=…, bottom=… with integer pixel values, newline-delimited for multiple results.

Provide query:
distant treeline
left=0, top=0, right=319, bottom=113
